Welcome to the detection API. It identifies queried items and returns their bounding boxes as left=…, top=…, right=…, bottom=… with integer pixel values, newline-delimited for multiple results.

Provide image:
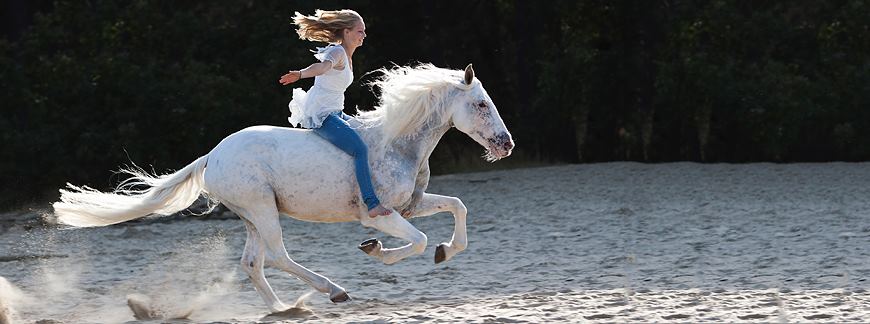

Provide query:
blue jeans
left=313, top=112, right=381, bottom=210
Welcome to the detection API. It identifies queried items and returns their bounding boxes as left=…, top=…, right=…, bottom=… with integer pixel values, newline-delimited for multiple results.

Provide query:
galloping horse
left=53, top=64, right=514, bottom=312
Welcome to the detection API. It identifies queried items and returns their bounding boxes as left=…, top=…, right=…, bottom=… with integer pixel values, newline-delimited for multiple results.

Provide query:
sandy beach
left=0, top=162, right=868, bottom=322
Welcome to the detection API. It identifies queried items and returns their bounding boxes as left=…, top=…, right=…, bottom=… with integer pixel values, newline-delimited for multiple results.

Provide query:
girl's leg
left=313, top=113, right=385, bottom=212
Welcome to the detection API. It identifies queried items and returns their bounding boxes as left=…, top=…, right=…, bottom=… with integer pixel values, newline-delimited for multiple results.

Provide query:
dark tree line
left=1, top=0, right=869, bottom=207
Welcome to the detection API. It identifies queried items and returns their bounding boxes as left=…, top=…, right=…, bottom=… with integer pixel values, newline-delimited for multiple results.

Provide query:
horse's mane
left=356, top=64, right=465, bottom=146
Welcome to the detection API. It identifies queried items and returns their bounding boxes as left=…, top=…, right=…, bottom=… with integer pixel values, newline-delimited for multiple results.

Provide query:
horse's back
left=204, top=125, right=361, bottom=222
left=213, top=125, right=309, bottom=151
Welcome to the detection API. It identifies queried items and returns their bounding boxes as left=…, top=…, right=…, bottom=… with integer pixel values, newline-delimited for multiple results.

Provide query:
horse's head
left=359, top=64, right=514, bottom=161
left=448, top=64, right=514, bottom=161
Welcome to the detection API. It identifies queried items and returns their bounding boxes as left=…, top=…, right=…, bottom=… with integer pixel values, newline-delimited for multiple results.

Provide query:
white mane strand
left=356, top=64, right=465, bottom=146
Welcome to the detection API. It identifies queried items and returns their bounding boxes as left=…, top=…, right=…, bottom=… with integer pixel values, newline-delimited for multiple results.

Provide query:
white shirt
left=288, top=45, right=354, bottom=128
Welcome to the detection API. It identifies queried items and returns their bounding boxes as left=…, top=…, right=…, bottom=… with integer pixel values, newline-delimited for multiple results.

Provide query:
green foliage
left=1, top=0, right=869, bottom=207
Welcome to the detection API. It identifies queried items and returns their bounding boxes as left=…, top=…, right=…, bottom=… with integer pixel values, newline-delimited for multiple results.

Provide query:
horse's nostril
left=496, top=133, right=513, bottom=151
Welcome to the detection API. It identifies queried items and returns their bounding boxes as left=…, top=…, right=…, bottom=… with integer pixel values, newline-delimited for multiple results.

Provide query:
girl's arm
left=279, top=60, right=334, bottom=85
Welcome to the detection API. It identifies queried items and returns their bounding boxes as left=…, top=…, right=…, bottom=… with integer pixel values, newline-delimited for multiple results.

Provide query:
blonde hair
left=292, top=9, right=362, bottom=44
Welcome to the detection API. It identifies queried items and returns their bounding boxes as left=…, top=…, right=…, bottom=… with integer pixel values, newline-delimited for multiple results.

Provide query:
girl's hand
left=279, top=70, right=302, bottom=85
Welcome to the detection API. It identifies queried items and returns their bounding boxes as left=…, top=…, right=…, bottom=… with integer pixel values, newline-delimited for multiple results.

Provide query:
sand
left=0, top=162, right=868, bottom=322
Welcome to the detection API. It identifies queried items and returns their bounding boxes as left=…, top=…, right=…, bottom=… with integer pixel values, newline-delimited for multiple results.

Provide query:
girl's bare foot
left=368, top=205, right=392, bottom=218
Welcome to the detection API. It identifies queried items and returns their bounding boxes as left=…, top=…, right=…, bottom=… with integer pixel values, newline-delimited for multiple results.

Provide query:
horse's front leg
left=404, top=193, right=468, bottom=264
left=358, top=212, right=428, bottom=265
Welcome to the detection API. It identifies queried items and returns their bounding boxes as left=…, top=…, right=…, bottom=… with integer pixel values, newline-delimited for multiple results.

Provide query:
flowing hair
left=292, top=9, right=362, bottom=43
left=357, top=64, right=464, bottom=149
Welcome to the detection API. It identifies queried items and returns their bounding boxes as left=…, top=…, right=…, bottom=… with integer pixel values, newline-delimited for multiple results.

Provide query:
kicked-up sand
left=0, top=162, right=868, bottom=322
left=0, top=276, right=21, bottom=324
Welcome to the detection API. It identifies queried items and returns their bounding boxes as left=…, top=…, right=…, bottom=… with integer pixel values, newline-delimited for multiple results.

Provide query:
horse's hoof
left=434, top=244, right=447, bottom=264
left=358, top=238, right=380, bottom=255
left=330, top=291, right=351, bottom=303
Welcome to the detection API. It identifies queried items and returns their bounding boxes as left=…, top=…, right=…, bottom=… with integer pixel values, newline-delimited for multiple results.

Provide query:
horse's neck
left=398, top=124, right=451, bottom=166
left=362, top=122, right=450, bottom=170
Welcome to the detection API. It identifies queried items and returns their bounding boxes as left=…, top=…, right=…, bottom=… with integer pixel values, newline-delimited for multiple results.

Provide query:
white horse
left=53, top=64, right=514, bottom=312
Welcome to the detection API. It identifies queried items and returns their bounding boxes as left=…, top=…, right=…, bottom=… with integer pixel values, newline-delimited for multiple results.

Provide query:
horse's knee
left=411, top=232, right=427, bottom=255
left=452, top=197, right=468, bottom=217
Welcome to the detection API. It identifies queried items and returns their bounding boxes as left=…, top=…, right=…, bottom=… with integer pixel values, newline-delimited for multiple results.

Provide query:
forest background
left=1, top=0, right=868, bottom=208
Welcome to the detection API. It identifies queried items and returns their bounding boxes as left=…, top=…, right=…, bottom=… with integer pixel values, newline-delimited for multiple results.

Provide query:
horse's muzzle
left=490, top=132, right=514, bottom=159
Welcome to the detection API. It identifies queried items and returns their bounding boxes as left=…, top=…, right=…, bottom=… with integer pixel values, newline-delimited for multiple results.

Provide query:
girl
left=278, top=9, right=392, bottom=218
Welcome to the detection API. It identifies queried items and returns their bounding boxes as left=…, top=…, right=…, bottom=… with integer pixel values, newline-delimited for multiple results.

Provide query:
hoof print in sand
left=126, top=294, right=192, bottom=321
left=261, top=307, right=315, bottom=321
left=261, top=292, right=316, bottom=320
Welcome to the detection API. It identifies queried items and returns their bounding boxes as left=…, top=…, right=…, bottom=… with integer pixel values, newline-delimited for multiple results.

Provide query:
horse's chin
left=483, top=148, right=510, bottom=162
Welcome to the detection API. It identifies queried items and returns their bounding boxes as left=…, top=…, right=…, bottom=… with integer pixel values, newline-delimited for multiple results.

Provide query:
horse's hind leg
left=358, top=211, right=428, bottom=265
left=227, top=203, right=286, bottom=312
left=239, top=202, right=350, bottom=303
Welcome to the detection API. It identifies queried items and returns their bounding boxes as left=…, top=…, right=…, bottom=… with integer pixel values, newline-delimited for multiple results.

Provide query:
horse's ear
left=464, top=64, right=474, bottom=85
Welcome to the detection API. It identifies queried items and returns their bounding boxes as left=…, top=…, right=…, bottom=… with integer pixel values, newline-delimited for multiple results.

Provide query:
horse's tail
left=53, top=155, right=211, bottom=227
